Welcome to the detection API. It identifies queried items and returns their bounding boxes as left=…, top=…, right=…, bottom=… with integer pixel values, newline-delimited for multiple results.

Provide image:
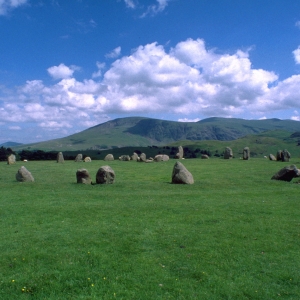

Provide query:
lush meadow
left=0, top=157, right=299, bottom=299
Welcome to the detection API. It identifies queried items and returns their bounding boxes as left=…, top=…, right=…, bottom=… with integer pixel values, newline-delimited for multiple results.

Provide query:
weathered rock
left=281, top=149, right=291, bottom=162
left=271, top=165, right=300, bottom=182
left=57, top=152, right=64, bottom=163
left=146, top=158, right=154, bottom=163
left=104, top=154, right=114, bottom=161
left=154, top=154, right=170, bottom=162
left=139, top=153, right=146, bottom=162
left=276, top=150, right=283, bottom=161
left=7, top=154, right=16, bottom=165
left=16, top=166, right=34, bottom=182
left=175, top=146, right=184, bottom=159
left=243, top=147, right=250, bottom=160
left=201, top=154, right=209, bottom=159
left=119, top=155, right=130, bottom=161
left=172, top=161, right=194, bottom=184
left=269, top=154, right=276, bottom=161
left=131, top=152, right=139, bottom=161
left=84, top=157, right=92, bottom=162
left=224, top=147, right=233, bottom=159
left=96, top=166, right=115, bottom=184
left=76, top=168, right=92, bottom=184
left=74, top=154, right=83, bottom=162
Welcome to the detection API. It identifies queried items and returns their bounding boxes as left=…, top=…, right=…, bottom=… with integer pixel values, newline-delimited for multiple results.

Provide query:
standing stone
left=16, top=166, right=34, bottom=182
left=76, top=168, right=92, bottom=184
left=139, top=153, right=146, bottom=162
left=269, top=154, right=277, bottom=161
left=271, top=165, right=300, bottom=182
left=154, top=154, right=170, bottom=162
left=175, top=146, right=184, bottom=159
left=104, top=154, right=114, bottom=161
left=281, top=149, right=291, bottom=162
left=119, top=155, right=130, bottom=161
left=57, top=152, right=64, bottom=163
left=131, top=152, right=139, bottom=161
left=276, top=150, right=283, bottom=161
left=84, top=157, right=92, bottom=162
left=201, top=154, right=209, bottom=159
left=172, top=161, right=194, bottom=184
left=74, top=154, right=83, bottom=162
left=7, top=154, right=16, bottom=165
left=96, top=166, right=115, bottom=184
left=224, top=147, right=233, bottom=159
left=243, top=147, right=250, bottom=160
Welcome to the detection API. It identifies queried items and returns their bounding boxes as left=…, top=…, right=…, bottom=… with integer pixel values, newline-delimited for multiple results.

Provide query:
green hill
left=12, top=116, right=300, bottom=151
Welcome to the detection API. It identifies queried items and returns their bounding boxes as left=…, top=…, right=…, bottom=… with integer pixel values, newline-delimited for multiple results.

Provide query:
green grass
left=0, top=158, right=300, bottom=299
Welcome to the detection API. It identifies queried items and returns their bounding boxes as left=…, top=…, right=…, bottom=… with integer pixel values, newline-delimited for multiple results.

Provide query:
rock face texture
left=139, top=153, right=146, bottom=162
left=224, top=147, right=233, bottom=159
left=271, top=165, right=300, bottom=182
left=171, top=162, right=194, bottom=184
left=104, top=154, right=114, bottom=161
left=269, top=154, right=276, bottom=161
left=16, top=166, right=34, bottom=182
left=281, top=149, right=291, bottom=162
left=119, top=155, right=130, bottom=161
left=131, top=152, right=139, bottom=161
left=84, top=157, right=92, bottom=162
left=57, top=152, right=64, bottom=163
left=76, top=169, right=92, bottom=184
left=96, top=166, right=115, bottom=184
left=276, top=150, right=283, bottom=161
left=75, top=154, right=83, bottom=162
left=243, top=147, right=250, bottom=160
left=154, top=154, right=169, bottom=162
left=7, top=154, right=16, bottom=165
left=175, top=146, right=184, bottom=159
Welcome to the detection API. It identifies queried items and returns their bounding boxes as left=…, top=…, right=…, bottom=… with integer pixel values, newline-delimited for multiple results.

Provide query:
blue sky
left=1, top=0, right=300, bottom=144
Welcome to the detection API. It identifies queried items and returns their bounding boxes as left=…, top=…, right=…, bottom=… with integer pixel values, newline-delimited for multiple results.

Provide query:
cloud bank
left=1, top=38, right=300, bottom=141
left=0, top=0, right=27, bottom=15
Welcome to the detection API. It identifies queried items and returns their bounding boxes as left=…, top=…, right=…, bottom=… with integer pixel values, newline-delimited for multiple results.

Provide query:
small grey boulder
left=96, top=165, right=115, bottom=184
left=119, top=155, right=130, bottom=161
left=172, top=161, right=194, bottom=184
left=269, top=154, right=276, bottom=161
left=76, top=168, right=92, bottom=184
left=201, top=154, right=209, bottom=159
left=7, top=154, right=16, bottom=165
left=16, top=166, right=34, bottom=182
left=74, top=154, right=83, bottom=162
left=104, top=154, right=114, bottom=161
left=154, top=154, right=169, bottom=162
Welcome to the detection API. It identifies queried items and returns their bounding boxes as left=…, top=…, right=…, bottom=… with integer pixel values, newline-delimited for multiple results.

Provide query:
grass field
left=0, top=158, right=299, bottom=299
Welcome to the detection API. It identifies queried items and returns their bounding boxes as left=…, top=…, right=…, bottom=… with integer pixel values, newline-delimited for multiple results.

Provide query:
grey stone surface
left=104, top=154, right=114, bottom=161
left=154, top=154, right=169, bottom=162
left=7, top=154, right=16, bottom=165
left=269, top=154, right=277, bottom=161
left=131, top=152, right=139, bottom=161
left=224, top=147, right=233, bottom=159
left=175, top=146, right=184, bottom=159
left=271, top=165, right=300, bottom=182
left=96, top=165, right=115, bottom=184
left=172, top=161, right=194, bottom=184
left=57, top=152, right=64, bottom=163
left=243, top=147, right=250, bottom=160
left=74, top=154, right=83, bottom=162
left=16, top=166, right=34, bottom=182
left=281, top=149, right=291, bottom=162
left=276, top=150, right=283, bottom=161
left=84, top=157, right=92, bottom=162
left=139, top=153, right=146, bottom=162
left=76, top=168, right=92, bottom=184
left=119, top=155, right=130, bottom=161
left=201, top=154, right=209, bottom=159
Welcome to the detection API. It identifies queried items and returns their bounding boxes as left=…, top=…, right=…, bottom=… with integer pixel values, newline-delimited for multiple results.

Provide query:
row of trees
left=0, top=147, right=15, bottom=161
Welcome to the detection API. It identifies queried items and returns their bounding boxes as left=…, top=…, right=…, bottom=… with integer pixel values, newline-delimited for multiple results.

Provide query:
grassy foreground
left=0, top=158, right=299, bottom=299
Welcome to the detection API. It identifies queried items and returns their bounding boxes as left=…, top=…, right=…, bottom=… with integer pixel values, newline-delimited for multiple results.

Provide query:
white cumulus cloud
left=47, top=64, right=79, bottom=80
left=0, top=0, right=27, bottom=15
left=105, top=46, right=121, bottom=59
left=293, top=47, right=300, bottom=64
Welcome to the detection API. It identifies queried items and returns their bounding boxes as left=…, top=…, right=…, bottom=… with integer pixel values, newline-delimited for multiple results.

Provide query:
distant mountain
left=0, top=141, right=23, bottom=148
left=11, top=116, right=300, bottom=151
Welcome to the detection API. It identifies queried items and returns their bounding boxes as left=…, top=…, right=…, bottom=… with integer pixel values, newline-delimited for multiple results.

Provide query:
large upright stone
left=76, top=168, right=92, bottom=184
left=96, top=166, right=115, bottom=184
left=131, top=152, right=139, bottom=161
left=271, top=165, right=300, bottom=182
left=243, top=147, right=250, bottom=160
left=276, top=150, right=283, bottom=161
left=224, top=147, right=233, bottom=159
left=175, top=146, right=184, bottom=159
left=16, top=166, right=34, bottom=182
left=57, top=152, right=64, bottom=163
left=74, top=154, right=83, bottom=162
left=172, top=162, right=194, bottom=184
left=104, top=154, right=114, bottom=161
left=139, top=153, right=146, bottom=162
left=7, top=154, right=16, bottom=165
left=154, top=154, right=169, bottom=162
left=269, top=154, right=276, bottom=161
left=281, top=149, right=291, bottom=162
